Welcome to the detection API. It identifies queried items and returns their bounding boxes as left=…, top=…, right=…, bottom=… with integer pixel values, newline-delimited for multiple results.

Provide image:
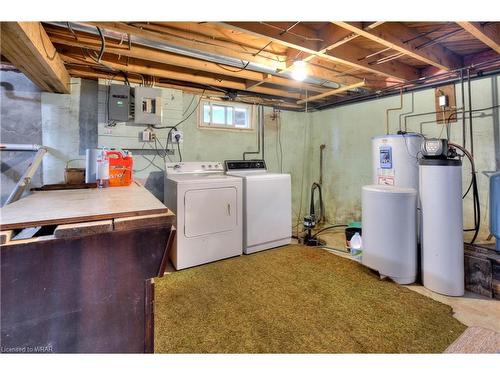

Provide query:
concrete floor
left=317, top=230, right=500, bottom=333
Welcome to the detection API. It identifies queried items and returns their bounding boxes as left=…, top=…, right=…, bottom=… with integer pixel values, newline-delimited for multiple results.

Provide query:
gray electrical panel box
left=134, top=86, right=162, bottom=125
left=108, top=84, right=131, bottom=122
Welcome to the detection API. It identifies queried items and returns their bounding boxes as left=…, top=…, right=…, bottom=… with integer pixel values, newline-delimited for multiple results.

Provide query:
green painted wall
left=5, top=72, right=497, bottom=238
left=171, top=94, right=312, bottom=234
left=308, top=74, right=499, bottom=238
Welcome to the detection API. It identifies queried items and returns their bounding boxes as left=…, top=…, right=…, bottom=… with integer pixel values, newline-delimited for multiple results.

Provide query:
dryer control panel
left=166, top=162, right=224, bottom=175
left=225, top=160, right=267, bottom=171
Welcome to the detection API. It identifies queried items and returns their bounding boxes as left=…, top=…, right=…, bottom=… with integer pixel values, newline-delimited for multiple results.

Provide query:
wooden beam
left=285, top=22, right=386, bottom=79
left=332, top=22, right=463, bottom=71
left=222, top=22, right=420, bottom=81
left=86, top=22, right=287, bottom=71
left=65, top=65, right=224, bottom=96
left=60, top=51, right=304, bottom=100
left=224, top=22, right=321, bottom=52
left=80, top=22, right=364, bottom=89
left=296, top=81, right=365, bottom=104
left=457, top=22, right=500, bottom=54
left=0, top=22, right=70, bottom=93
left=272, top=46, right=383, bottom=88
left=66, top=66, right=304, bottom=110
left=47, top=25, right=329, bottom=94
left=317, top=23, right=363, bottom=52
left=245, top=74, right=272, bottom=89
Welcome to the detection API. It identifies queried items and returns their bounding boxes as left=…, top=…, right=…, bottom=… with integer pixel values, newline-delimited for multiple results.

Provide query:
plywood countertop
left=0, top=182, right=174, bottom=231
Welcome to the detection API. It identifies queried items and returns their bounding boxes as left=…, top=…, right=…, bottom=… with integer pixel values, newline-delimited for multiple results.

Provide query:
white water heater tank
left=362, top=185, right=418, bottom=284
left=372, top=134, right=422, bottom=190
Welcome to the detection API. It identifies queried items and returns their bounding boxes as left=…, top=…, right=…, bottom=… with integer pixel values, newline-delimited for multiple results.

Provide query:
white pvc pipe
left=0, top=143, right=42, bottom=151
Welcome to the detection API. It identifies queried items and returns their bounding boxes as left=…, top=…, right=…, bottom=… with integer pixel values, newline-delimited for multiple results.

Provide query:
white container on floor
left=362, top=185, right=417, bottom=284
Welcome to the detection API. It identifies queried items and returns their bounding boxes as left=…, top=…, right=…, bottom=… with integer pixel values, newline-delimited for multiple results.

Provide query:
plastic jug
left=96, top=149, right=110, bottom=188
left=106, top=150, right=133, bottom=187
left=350, top=232, right=363, bottom=261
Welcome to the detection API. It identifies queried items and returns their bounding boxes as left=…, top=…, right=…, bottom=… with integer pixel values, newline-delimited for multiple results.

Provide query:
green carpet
left=154, top=245, right=466, bottom=353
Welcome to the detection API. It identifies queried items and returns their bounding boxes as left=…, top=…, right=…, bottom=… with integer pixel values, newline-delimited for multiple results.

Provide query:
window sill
left=198, top=125, right=255, bottom=132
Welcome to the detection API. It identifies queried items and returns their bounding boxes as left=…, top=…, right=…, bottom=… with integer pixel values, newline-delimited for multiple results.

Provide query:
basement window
left=199, top=100, right=253, bottom=130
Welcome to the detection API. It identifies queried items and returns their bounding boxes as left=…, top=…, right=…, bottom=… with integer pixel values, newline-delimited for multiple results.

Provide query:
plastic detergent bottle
left=96, top=148, right=110, bottom=188
left=107, top=150, right=133, bottom=187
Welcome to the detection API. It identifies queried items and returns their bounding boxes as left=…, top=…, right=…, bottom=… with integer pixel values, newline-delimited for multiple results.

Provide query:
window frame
left=198, top=99, right=254, bottom=132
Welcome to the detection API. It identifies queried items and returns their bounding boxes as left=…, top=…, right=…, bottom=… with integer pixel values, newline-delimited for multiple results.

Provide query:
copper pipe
left=386, top=88, right=403, bottom=134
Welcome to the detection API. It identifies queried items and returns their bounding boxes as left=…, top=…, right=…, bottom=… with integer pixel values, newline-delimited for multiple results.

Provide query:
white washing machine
left=164, top=162, right=243, bottom=270
left=225, top=160, right=291, bottom=254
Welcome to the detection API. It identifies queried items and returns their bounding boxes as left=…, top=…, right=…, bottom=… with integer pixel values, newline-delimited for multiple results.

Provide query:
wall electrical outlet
left=141, top=129, right=155, bottom=142
left=438, top=95, right=448, bottom=108
left=170, top=130, right=183, bottom=144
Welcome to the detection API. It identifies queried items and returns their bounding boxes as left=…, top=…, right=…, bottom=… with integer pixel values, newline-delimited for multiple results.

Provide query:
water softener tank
left=362, top=185, right=418, bottom=284
left=372, top=134, right=422, bottom=189
left=419, top=158, right=464, bottom=296
left=490, top=171, right=500, bottom=251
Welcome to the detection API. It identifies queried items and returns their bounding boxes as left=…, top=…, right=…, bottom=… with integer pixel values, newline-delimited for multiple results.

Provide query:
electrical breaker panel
left=98, top=82, right=183, bottom=151
left=133, top=86, right=162, bottom=125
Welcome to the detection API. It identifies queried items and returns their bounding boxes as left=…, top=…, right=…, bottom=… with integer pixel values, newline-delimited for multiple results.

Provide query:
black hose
left=470, top=173, right=480, bottom=243
left=310, top=182, right=324, bottom=223
left=96, top=27, right=106, bottom=63
left=450, top=142, right=480, bottom=243
left=312, top=224, right=348, bottom=239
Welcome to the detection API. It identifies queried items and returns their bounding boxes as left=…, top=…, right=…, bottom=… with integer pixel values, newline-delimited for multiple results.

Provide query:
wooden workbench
left=0, top=182, right=175, bottom=353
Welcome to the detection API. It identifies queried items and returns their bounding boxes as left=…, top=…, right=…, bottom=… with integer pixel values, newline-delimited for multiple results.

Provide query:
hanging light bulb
left=291, top=60, right=307, bottom=81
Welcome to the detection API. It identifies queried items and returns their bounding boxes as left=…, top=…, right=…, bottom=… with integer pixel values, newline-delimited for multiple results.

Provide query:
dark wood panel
left=1, top=226, right=171, bottom=353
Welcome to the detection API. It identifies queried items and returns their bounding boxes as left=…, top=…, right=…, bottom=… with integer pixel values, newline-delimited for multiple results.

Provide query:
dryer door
left=184, top=187, right=238, bottom=237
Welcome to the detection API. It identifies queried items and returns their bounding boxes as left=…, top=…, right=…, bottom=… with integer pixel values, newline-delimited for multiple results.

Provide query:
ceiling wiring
left=259, top=22, right=324, bottom=42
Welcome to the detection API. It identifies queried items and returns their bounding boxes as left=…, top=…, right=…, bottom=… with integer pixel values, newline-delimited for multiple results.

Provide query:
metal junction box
left=108, top=84, right=131, bottom=122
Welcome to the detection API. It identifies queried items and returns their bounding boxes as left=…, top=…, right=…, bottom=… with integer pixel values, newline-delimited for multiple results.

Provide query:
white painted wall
left=41, top=78, right=82, bottom=184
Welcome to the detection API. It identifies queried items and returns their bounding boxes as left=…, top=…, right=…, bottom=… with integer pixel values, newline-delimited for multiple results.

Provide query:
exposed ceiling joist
left=286, top=22, right=386, bottom=78
left=1, top=22, right=70, bottom=93
left=86, top=22, right=287, bottom=71
left=66, top=65, right=303, bottom=109
left=59, top=51, right=304, bottom=100
left=85, top=22, right=367, bottom=89
left=297, top=81, right=365, bottom=104
left=68, top=65, right=224, bottom=96
left=222, top=22, right=420, bottom=81
left=46, top=25, right=329, bottom=94
left=332, top=22, right=463, bottom=71
left=457, top=22, right=500, bottom=54
left=317, top=23, right=363, bottom=52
